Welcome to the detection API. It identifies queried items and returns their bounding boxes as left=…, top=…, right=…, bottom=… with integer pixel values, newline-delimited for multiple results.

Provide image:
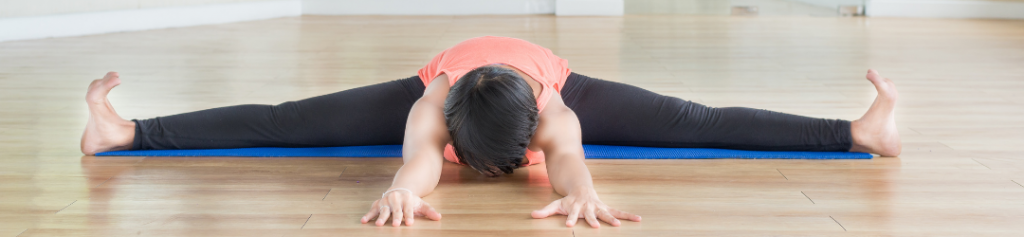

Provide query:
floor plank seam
left=94, top=176, right=113, bottom=188
left=801, top=191, right=815, bottom=204
left=1013, top=180, right=1023, bottom=189
left=56, top=200, right=76, bottom=214
left=322, top=188, right=332, bottom=201
left=829, top=216, right=847, bottom=231
left=777, top=169, right=788, bottom=180
left=301, top=214, right=312, bottom=229
left=338, top=167, right=348, bottom=177
left=907, top=127, right=923, bottom=135
left=971, top=158, right=992, bottom=169
left=15, top=229, right=26, bottom=237
left=937, top=141, right=954, bottom=151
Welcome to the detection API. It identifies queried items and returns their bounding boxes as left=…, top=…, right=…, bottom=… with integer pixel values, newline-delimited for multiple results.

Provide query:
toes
left=866, top=69, right=879, bottom=79
left=107, top=78, right=122, bottom=88
left=88, top=73, right=122, bottom=103
left=104, top=72, right=119, bottom=80
left=103, top=73, right=122, bottom=88
left=864, top=70, right=898, bottom=98
left=866, top=69, right=891, bottom=83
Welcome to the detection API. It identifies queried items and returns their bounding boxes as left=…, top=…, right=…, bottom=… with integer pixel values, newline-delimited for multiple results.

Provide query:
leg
left=561, top=71, right=900, bottom=155
left=81, top=73, right=425, bottom=154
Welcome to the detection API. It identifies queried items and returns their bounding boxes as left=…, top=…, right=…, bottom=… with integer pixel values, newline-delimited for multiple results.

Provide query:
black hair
left=444, top=66, right=539, bottom=177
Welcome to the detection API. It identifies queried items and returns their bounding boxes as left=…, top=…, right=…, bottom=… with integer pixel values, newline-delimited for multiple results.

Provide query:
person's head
left=444, top=66, right=539, bottom=177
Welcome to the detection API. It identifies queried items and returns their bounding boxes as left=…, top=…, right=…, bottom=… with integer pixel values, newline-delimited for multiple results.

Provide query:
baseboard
left=867, top=0, right=1024, bottom=19
left=0, top=0, right=302, bottom=43
left=302, top=0, right=555, bottom=15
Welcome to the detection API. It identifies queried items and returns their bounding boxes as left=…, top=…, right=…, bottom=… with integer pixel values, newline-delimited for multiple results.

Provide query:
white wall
left=0, top=0, right=282, bottom=19
left=9, top=0, right=1023, bottom=43
left=302, top=0, right=556, bottom=15
left=556, top=0, right=624, bottom=15
left=868, top=0, right=1024, bottom=19
left=790, top=0, right=866, bottom=9
left=0, top=0, right=301, bottom=42
left=301, top=0, right=626, bottom=16
left=0, top=0, right=629, bottom=43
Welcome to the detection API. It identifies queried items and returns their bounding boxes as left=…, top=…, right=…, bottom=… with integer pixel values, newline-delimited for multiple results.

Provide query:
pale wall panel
left=868, top=0, right=1024, bottom=19
left=0, top=0, right=301, bottom=42
left=0, top=0, right=277, bottom=18
left=138, top=0, right=272, bottom=9
left=301, top=0, right=556, bottom=15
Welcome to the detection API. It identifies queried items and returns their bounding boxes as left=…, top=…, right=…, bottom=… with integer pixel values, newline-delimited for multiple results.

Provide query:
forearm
left=546, top=151, right=595, bottom=196
left=535, top=101, right=595, bottom=197
left=388, top=84, right=449, bottom=197
left=389, top=152, right=443, bottom=197
left=361, top=73, right=449, bottom=227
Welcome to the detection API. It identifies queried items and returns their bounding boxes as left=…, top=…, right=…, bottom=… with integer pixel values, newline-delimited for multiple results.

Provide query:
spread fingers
left=584, top=204, right=600, bottom=228
left=597, top=209, right=621, bottom=226
left=376, top=206, right=391, bottom=226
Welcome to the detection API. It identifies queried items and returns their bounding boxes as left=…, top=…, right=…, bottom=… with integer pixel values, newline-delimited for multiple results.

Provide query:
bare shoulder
left=403, top=73, right=452, bottom=152
left=539, top=102, right=577, bottom=125
left=420, top=73, right=450, bottom=105
left=531, top=96, right=582, bottom=152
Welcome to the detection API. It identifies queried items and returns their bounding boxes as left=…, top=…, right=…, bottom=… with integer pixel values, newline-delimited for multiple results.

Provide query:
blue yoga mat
left=96, top=145, right=872, bottom=159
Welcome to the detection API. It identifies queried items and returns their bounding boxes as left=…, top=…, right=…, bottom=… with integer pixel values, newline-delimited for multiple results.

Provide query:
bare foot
left=81, top=72, right=135, bottom=155
left=850, top=69, right=901, bottom=156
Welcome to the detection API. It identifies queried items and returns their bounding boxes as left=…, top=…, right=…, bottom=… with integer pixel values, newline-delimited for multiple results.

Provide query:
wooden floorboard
left=2, top=15, right=1024, bottom=236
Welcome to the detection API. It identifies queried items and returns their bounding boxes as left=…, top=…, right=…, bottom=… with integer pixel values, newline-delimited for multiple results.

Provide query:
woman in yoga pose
left=81, top=36, right=901, bottom=228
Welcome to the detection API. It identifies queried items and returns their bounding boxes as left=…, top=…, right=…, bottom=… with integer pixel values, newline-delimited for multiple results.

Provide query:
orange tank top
left=417, top=36, right=572, bottom=166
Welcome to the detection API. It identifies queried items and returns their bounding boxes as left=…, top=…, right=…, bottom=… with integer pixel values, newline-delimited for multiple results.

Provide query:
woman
left=80, top=36, right=901, bottom=228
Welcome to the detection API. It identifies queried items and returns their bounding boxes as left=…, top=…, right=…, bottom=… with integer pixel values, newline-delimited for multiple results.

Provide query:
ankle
left=117, top=120, right=137, bottom=142
left=849, top=120, right=867, bottom=146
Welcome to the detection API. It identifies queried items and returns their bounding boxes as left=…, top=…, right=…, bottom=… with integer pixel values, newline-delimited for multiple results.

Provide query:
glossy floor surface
left=2, top=15, right=1024, bottom=236
left=625, top=0, right=848, bottom=16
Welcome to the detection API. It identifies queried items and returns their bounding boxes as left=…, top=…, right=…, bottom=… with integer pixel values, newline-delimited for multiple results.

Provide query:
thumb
left=531, top=199, right=563, bottom=219
left=418, top=201, right=443, bottom=221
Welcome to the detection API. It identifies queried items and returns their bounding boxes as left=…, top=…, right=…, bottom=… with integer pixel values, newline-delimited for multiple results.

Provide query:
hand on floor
left=361, top=188, right=442, bottom=227
left=530, top=187, right=641, bottom=228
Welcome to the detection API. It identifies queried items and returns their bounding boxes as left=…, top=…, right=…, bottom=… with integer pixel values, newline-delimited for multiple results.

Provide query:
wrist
left=382, top=188, right=414, bottom=199
left=567, top=184, right=597, bottom=196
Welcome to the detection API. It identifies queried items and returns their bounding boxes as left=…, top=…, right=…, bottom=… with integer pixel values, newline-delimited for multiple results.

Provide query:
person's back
left=418, top=36, right=573, bottom=166
left=418, top=36, right=571, bottom=112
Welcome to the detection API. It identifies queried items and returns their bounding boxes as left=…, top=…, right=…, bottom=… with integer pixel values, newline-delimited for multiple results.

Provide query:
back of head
left=444, top=66, right=539, bottom=177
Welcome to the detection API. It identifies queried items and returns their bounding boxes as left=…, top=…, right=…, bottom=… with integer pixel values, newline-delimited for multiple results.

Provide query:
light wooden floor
left=2, top=15, right=1024, bottom=237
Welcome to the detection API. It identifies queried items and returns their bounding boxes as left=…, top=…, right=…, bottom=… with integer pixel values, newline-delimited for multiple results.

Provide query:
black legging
left=131, top=73, right=852, bottom=151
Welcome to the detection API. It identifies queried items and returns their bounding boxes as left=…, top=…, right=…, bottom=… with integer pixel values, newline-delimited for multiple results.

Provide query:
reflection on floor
left=626, top=0, right=864, bottom=16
